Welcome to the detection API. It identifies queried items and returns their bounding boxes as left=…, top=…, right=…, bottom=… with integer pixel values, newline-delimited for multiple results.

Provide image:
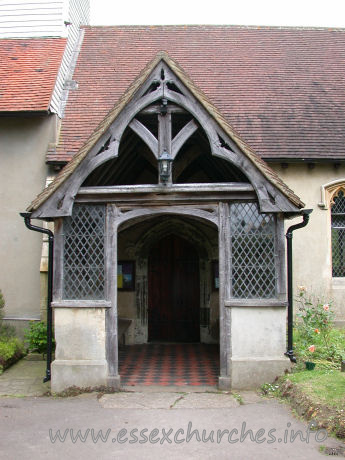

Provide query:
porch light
left=158, top=149, right=172, bottom=183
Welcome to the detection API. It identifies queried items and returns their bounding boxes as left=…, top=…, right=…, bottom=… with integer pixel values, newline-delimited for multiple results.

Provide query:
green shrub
left=24, top=321, right=55, bottom=355
left=294, top=328, right=345, bottom=368
left=294, top=288, right=343, bottom=363
left=293, top=288, right=345, bottom=367
left=0, top=289, right=15, bottom=338
left=0, top=337, right=24, bottom=374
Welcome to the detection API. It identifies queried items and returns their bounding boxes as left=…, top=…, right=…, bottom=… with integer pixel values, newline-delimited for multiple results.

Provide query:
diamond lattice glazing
left=331, top=190, right=345, bottom=277
left=63, top=204, right=105, bottom=299
left=230, top=203, right=277, bottom=298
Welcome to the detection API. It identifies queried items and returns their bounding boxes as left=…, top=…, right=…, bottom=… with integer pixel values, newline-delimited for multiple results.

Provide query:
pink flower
left=323, top=304, right=330, bottom=311
left=308, top=345, right=315, bottom=353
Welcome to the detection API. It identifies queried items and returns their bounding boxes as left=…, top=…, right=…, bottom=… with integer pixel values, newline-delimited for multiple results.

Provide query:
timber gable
left=27, top=51, right=304, bottom=218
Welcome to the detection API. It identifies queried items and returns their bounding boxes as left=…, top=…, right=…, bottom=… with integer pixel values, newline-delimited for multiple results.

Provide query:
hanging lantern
left=158, top=149, right=172, bottom=183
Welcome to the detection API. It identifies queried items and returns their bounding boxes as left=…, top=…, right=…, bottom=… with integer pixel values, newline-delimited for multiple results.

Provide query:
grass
left=284, top=369, right=345, bottom=408
left=265, top=327, right=345, bottom=439
left=289, top=327, right=345, bottom=410
left=231, top=392, right=244, bottom=405
left=277, top=370, right=345, bottom=439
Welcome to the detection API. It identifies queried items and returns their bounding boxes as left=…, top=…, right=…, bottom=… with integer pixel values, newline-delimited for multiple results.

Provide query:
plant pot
left=305, top=361, right=316, bottom=370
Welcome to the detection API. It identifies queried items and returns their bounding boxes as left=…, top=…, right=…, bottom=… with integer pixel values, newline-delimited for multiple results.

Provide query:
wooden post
left=218, top=202, right=232, bottom=390
left=158, top=113, right=172, bottom=184
left=105, top=204, right=120, bottom=389
left=52, top=218, right=64, bottom=301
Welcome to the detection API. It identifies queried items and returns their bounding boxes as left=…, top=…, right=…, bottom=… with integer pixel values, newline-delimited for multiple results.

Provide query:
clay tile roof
left=0, top=38, right=66, bottom=112
left=48, top=25, right=345, bottom=163
left=27, top=51, right=304, bottom=212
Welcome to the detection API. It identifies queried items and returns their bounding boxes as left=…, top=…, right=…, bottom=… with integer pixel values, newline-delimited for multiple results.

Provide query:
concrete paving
left=100, top=392, right=240, bottom=409
left=0, top=355, right=49, bottom=396
left=0, top=358, right=343, bottom=459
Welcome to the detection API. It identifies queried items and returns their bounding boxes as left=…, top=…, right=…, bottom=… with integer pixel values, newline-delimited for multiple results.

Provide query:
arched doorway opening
left=117, top=214, right=219, bottom=386
left=148, top=234, right=200, bottom=342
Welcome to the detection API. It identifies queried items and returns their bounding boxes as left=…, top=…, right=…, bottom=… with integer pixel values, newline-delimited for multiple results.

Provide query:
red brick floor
left=119, top=343, right=219, bottom=386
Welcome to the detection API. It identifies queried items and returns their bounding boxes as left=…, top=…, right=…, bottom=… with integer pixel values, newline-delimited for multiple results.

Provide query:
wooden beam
left=76, top=194, right=256, bottom=207
left=76, top=195, right=256, bottom=207
left=114, top=205, right=219, bottom=227
left=158, top=112, right=172, bottom=184
left=172, top=119, right=198, bottom=159
left=140, top=104, right=187, bottom=115
left=129, top=118, right=158, bottom=158
left=52, top=218, right=63, bottom=301
left=218, top=202, right=231, bottom=379
left=276, top=215, right=287, bottom=300
left=105, top=205, right=120, bottom=385
left=158, top=113, right=172, bottom=154
left=76, top=184, right=256, bottom=207
left=78, top=183, right=254, bottom=194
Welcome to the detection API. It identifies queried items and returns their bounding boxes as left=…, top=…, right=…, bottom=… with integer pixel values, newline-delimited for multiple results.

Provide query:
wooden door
left=148, top=234, right=200, bottom=342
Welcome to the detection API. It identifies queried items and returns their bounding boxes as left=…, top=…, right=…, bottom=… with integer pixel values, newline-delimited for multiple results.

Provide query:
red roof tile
left=0, top=38, right=67, bottom=112
left=49, top=26, right=345, bottom=162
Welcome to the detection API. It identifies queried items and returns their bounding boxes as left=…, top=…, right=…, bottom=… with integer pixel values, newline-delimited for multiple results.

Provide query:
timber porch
left=25, top=54, right=303, bottom=392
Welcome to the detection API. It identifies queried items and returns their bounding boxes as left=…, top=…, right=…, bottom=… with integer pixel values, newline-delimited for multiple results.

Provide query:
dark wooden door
left=148, top=235, right=200, bottom=342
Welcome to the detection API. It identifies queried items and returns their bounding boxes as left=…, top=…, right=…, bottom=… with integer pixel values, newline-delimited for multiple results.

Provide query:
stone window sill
left=225, top=299, right=287, bottom=308
left=52, top=300, right=111, bottom=308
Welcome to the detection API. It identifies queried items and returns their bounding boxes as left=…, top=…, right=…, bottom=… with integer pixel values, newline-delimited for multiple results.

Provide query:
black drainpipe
left=20, top=212, right=54, bottom=382
left=285, top=208, right=313, bottom=363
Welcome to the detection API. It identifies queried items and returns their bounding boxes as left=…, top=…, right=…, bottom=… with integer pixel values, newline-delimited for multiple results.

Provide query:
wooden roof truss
left=30, top=58, right=302, bottom=218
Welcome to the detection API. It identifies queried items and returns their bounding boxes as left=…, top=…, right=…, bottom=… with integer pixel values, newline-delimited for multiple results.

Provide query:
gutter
left=0, top=110, right=50, bottom=118
left=265, top=158, right=345, bottom=164
left=285, top=208, right=313, bottom=363
left=20, top=212, right=54, bottom=383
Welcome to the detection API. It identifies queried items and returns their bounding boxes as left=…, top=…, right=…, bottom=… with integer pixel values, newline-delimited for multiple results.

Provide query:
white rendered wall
left=0, top=115, right=57, bottom=326
left=52, top=307, right=108, bottom=392
left=269, top=162, right=345, bottom=326
left=228, top=306, right=290, bottom=389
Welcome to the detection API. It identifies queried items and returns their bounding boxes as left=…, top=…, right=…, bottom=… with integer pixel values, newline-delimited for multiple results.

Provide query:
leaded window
left=230, top=202, right=277, bottom=299
left=331, top=189, right=345, bottom=277
left=63, top=204, right=106, bottom=300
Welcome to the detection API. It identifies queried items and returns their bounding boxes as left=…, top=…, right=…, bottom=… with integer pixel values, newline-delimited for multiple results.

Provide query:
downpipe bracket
left=284, top=349, right=297, bottom=363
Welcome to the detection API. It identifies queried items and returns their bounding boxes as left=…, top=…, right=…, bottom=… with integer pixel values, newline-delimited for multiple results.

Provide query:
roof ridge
left=82, top=24, right=345, bottom=31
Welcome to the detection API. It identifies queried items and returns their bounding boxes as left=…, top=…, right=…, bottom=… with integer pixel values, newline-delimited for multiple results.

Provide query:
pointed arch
left=330, top=184, right=345, bottom=277
left=29, top=54, right=303, bottom=218
left=319, top=178, right=345, bottom=210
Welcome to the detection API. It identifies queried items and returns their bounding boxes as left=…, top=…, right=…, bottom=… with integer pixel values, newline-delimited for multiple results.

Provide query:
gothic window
left=331, top=189, right=345, bottom=277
